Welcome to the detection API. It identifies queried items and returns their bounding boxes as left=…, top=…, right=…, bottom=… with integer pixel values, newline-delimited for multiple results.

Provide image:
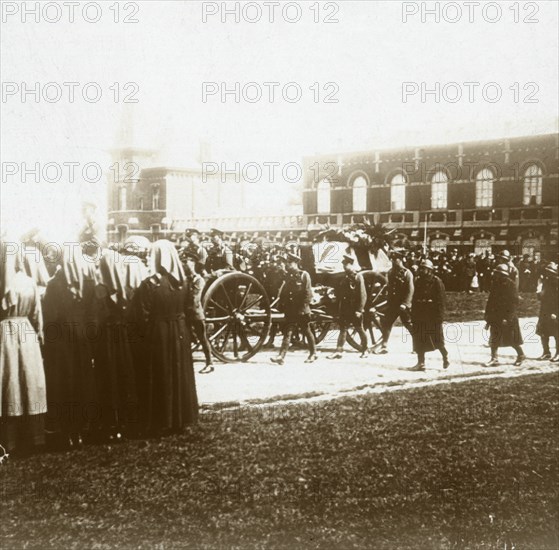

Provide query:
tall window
left=390, top=173, right=406, bottom=211
left=523, top=164, right=542, bottom=206
left=475, top=168, right=493, bottom=208
left=138, top=197, right=144, bottom=210
left=152, top=187, right=160, bottom=210
left=431, top=171, right=448, bottom=209
left=119, top=186, right=127, bottom=210
left=317, top=178, right=331, bottom=214
left=352, top=176, right=367, bottom=212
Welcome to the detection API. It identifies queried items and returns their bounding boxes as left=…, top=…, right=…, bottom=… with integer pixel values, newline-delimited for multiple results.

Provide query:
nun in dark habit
left=134, top=240, right=199, bottom=436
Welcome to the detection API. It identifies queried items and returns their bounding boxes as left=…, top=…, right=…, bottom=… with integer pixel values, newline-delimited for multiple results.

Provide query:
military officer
left=206, top=228, right=234, bottom=273
left=184, top=252, right=213, bottom=374
left=375, top=249, right=414, bottom=354
left=484, top=263, right=525, bottom=367
left=327, top=255, right=368, bottom=359
left=496, top=250, right=519, bottom=289
left=409, top=259, right=449, bottom=371
left=184, top=229, right=208, bottom=275
left=271, top=253, right=317, bottom=365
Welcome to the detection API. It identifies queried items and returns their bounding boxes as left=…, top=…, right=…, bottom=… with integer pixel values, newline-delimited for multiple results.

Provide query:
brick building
left=302, top=133, right=558, bottom=257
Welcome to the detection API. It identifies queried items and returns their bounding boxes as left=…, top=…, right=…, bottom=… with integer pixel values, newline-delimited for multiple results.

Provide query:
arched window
left=475, top=168, right=493, bottom=208
left=152, top=187, right=160, bottom=210
left=523, top=164, right=542, bottom=206
left=317, top=179, right=331, bottom=214
left=431, top=171, right=448, bottom=209
left=352, top=176, right=367, bottom=213
left=390, top=173, right=406, bottom=211
left=119, top=186, right=127, bottom=210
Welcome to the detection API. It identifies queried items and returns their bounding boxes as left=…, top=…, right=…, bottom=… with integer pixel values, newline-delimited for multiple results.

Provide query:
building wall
left=303, top=133, right=558, bottom=256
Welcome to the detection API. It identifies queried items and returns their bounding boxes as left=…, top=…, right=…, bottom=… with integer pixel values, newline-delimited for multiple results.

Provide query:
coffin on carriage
left=196, top=233, right=392, bottom=363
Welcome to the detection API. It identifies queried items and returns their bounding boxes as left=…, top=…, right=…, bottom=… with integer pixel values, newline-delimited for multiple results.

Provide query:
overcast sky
left=1, top=0, right=558, bottom=240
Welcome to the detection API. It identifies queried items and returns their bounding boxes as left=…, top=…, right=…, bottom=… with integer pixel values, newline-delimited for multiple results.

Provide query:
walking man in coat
left=496, top=250, right=519, bottom=289
left=536, top=262, right=558, bottom=361
left=327, top=255, right=368, bottom=359
left=409, top=260, right=449, bottom=371
left=271, top=253, right=318, bottom=365
left=375, top=249, right=414, bottom=354
left=484, top=263, right=525, bottom=367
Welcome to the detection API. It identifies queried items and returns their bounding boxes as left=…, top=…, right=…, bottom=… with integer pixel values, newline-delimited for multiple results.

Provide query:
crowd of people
left=0, top=226, right=558, bottom=460
left=394, top=248, right=545, bottom=294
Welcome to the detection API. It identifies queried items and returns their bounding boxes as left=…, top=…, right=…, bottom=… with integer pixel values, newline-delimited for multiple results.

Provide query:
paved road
left=194, top=317, right=558, bottom=408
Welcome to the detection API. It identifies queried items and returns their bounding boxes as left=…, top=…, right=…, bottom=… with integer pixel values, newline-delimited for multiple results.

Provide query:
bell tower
left=107, top=104, right=158, bottom=243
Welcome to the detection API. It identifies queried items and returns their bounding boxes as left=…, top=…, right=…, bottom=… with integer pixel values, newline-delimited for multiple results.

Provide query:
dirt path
left=195, top=317, right=558, bottom=410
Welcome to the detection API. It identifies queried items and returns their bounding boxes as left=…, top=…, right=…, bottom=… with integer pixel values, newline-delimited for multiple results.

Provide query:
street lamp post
left=423, top=212, right=432, bottom=255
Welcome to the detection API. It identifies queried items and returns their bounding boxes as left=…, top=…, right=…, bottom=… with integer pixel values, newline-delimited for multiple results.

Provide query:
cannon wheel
left=203, top=272, right=271, bottom=363
left=311, top=309, right=334, bottom=346
left=346, top=270, right=388, bottom=351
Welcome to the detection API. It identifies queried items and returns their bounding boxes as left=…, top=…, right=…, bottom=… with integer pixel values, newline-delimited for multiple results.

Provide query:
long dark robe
left=485, top=276, right=523, bottom=348
left=92, top=286, right=138, bottom=432
left=536, top=274, right=558, bottom=338
left=134, top=273, right=198, bottom=433
left=411, top=274, right=446, bottom=353
left=42, top=271, right=98, bottom=436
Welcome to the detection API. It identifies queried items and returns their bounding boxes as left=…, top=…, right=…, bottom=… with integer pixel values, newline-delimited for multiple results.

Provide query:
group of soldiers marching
left=174, top=228, right=558, bottom=369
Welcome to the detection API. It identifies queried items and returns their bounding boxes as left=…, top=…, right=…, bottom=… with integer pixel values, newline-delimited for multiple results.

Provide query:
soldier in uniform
left=271, top=253, right=317, bottom=365
left=206, top=229, right=234, bottom=273
left=409, top=259, right=449, bottom=371
left=446, top=248, right=460, bottom=291
left=496, top=250, right=519, bottom=289
left=183, top=252, right=213, bottom=373
left=327, top=255, right=368, bottom=359
left=536, top=262, right=558, bottom=361
left=477, top=252, right=493, bottom=293
left=375, top=249, right=414, bottom=354
left=184, top=229, right=208, bottom=275
left=518, top=254, right=533, bottom=292
left=484, top=263, right=525, bottom=367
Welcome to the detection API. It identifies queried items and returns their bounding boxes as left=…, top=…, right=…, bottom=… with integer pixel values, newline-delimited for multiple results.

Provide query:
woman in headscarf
left=134, top=240, right=198, bottom=435
left=0, top=241, right=47, bottom=455
left=121, top=245, right=150, bottom=431
left=92, top=249, right=138, bottom=441
left=42, top=245, right=99, bottom=449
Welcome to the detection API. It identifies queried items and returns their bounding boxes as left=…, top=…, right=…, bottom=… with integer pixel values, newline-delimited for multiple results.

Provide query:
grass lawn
left=1, top=373, right=557, bottom=549
left=436, top=292, right=539, bottom=323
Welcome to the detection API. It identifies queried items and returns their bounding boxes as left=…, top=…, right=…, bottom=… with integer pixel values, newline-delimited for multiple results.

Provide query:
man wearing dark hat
left=375, top=248, right=414, bottom=354
left=536, top=262, right=558, bottom=361
left=184, top=251, right=213, bottom=373
left=206, top=229, right=234, bottom=272
left=518, top=254, right=533, bottom=292
left=409, top=259, right=449, bottom=371
left=484, top=263, right=525, bottom=366
left=327, top=255, right=368, bottom=359
left=496, top=249, right=519, bottom=289
left=271, top=253, right=317, bottom=365
left=184, top=229, right=208, bottom=275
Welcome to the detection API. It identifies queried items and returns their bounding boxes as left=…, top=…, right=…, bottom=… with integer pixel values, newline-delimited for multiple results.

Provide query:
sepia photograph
left=0, top=1, right=558, bottom=548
